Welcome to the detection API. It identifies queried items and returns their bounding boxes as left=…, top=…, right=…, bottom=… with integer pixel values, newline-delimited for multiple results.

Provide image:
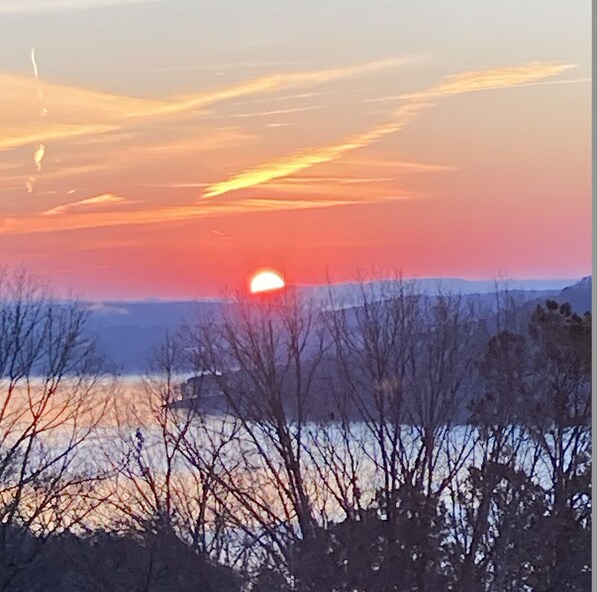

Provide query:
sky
left=0, top=0, right=592, bottom=298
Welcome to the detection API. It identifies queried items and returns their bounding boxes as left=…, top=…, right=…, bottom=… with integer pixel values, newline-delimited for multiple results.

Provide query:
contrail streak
left=30, top=47, right=39, bottom=78
left=30, top=47, right=47, bottom=116
left=204, top=103, right=430, bottom=198
left=27, top=48, right=48, bottom=193
left=34, top=143, right=45, bottom=171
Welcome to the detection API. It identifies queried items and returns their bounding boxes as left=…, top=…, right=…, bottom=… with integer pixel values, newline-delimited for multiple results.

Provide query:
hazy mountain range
left=86, top=277, right=592, bottom=372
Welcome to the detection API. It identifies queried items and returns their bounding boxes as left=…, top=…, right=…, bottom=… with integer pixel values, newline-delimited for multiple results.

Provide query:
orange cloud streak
left=202, top=61, right=575, bottom=198
left=41, top=192, right=129, bottom=216
left=401, top=62, right=576, bottom=100
left=0, top=191, right=422, bottom=236
left=0, top=58, right=411, bottom=151
left=204, top=103, right=430, bottom=198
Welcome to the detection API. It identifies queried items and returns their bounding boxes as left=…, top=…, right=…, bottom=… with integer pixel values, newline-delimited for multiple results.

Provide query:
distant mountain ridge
left=85, top=277, right=591, bottom=372
left=554, top=275, right=592, bottom=314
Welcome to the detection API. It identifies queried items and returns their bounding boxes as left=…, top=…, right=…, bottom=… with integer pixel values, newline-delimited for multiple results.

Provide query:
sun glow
left=250, top=270, right=285, bottom=294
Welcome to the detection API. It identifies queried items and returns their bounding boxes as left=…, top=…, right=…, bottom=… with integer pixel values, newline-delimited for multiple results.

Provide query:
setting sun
left=250, top=270, right=286, bottom=294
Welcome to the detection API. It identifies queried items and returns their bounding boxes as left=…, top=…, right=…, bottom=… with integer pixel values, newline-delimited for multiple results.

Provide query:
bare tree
left=104, top=328, right=247, bottom=581
left=181, top=289, right=329, bottom=571
left=325, top=277, right=481, bottom=506
left=0, top=268, right=108, bottom=591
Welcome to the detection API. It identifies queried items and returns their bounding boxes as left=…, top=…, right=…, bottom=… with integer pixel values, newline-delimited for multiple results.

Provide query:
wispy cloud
left=0, top=0, right=162, bottom=14
left=264, top=122, right=297, bottom=128
left=366, top=74, right=590, bottom=104
left=339, top=158, right=458, bottom=172
left=203, top=61, right=575, bottom=198
left=258, top=180, right=418, bottom=200
left=42, top=193, right=130, bottom=216
left=204, top=103, right=430, bottom=198
left=0, top=58, right=411, bottom=151
left=0, top=116, right=117, bottom=153
left=1, top=191, right=422, bottom=236
left=256, top=176, right=401, bottom=198
left=280, top=176, right=397, bottom=185
left=234, top=91, right=325, bottom=106
left=167, top=58, right=414, bottom=115
left=225, top=105, right=323, bottom=119
left=136, top=182, right=210, bottom=189
left=400, top=62, right=577, bottom=100
left=0, top=199, right=317, bottom=235
left=153, top=60, right=310, bottom=73
left=0, top=162, right=114, bottom=190
left=139, top=127, right=256, bottom=155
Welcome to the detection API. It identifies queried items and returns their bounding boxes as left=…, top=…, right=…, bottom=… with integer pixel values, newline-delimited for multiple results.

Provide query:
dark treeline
left=0, top=269, right=592, bottom=591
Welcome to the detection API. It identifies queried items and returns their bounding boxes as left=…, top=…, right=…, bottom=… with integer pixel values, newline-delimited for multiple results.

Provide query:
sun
left=250, top=270, right=285, bottom=294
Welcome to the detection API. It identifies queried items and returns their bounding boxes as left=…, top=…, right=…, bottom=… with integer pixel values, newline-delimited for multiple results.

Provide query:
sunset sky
left=0, top=0, right=591, bottom=298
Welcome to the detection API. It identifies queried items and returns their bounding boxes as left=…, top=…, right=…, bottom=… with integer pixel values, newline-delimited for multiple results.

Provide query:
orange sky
left=0, top=1, right=591, bottom=298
